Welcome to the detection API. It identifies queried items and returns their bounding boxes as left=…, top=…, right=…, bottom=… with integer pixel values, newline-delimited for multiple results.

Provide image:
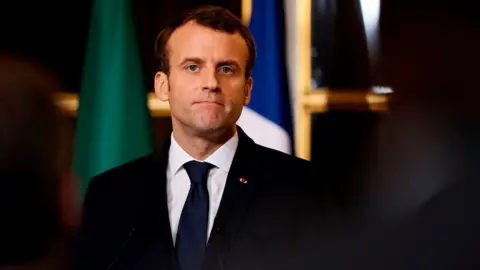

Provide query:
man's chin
left=195, top=124, right=223, bottom=134
left=193, top=123, right=235, bottom=138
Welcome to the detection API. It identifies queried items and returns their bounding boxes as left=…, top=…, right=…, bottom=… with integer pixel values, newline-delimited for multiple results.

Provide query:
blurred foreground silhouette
left=0, top=54, right=81, bottom=270
left=325, top=1, right=480, bottom=269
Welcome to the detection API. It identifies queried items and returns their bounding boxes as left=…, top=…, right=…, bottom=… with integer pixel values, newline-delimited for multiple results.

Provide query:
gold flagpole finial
left=241, top=0, right=252, bottom=26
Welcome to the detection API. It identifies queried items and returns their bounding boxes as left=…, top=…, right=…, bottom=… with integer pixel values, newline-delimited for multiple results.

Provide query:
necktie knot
left=183, top=160, right=214, bottom=185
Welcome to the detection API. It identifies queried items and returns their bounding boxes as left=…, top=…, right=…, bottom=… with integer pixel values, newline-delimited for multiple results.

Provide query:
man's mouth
left=194, top=101, right=224, bottom=106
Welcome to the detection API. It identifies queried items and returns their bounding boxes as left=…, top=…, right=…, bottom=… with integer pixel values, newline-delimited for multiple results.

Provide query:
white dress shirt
left=166, top=132, right=239, bottom=245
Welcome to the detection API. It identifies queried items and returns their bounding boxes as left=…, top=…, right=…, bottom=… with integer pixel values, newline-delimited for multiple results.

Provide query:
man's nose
left=201, top=68, right=219, bottom=91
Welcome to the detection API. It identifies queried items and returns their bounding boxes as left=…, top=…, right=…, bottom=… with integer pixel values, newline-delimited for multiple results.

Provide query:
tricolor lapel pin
left=239, top=177, right=248, bottom=184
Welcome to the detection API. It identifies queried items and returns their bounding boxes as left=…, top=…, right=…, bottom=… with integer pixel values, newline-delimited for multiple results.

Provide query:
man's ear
left=154, top=72, right=169, bottom=101
left=244, top=77, right=253, bottom=105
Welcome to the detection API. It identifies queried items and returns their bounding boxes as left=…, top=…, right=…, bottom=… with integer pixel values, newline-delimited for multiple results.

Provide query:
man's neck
left=172, top=124, right=236, bottom=160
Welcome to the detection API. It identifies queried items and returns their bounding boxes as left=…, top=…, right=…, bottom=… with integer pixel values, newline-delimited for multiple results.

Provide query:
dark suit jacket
left=71, top=127, right=328, bottom=270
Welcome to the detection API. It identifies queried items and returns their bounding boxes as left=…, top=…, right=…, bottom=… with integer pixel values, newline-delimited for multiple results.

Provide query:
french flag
left=237, top=0, right=293, bottom=155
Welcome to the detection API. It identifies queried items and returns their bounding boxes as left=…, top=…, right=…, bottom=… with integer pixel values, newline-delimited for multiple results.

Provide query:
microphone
left=105, top=228, right=136, bottom=270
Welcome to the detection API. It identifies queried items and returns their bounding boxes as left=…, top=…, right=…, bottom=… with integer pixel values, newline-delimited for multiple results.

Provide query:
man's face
left=155, top=21, right=253, bottom=136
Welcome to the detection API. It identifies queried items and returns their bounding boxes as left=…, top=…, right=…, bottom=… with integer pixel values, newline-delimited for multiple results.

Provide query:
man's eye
left=186, top=65, right=199, bottom=72
left=219, top=66, right=233, bottom=73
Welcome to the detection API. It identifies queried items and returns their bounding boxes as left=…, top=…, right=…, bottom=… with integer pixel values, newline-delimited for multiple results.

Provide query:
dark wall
left=0, top=0, right=93, bottom=93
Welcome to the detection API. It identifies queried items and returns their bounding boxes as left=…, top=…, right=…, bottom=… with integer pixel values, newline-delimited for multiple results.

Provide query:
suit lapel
left=203, top=127, right=260, bottom=269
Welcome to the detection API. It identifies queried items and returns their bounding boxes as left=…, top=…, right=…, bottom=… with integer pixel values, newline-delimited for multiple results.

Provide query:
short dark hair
left=0, top=54, right=71, bottom=265
left=154, top=5, right=256, bottom=78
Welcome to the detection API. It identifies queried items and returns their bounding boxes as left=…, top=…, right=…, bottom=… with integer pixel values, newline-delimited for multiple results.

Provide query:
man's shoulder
left=251, top=143, right=329, bottom=203
left=252, top=143, right=315, bottom=172
left=86, top=154, right=154, bottom=194
left=255, top=143, right=311, bottom=164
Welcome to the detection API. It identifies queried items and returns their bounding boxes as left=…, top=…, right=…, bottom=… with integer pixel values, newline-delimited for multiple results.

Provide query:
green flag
left=74, top=0, right=154, bottom=193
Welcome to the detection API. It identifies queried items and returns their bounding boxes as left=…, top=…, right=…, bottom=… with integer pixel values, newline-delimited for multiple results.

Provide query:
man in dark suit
left=71, top=6, right=326, bottom=270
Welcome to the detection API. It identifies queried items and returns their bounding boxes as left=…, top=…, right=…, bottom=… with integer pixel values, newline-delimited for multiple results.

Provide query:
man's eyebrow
left=179, top=57, right=205, bottom=66
left=177, top=58, right=241, bottom=69
left=217, top=60, right=240, bottom=68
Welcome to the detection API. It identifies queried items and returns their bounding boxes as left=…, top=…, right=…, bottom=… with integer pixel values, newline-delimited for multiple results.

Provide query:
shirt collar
left=168, top=131, right=239, bottom=175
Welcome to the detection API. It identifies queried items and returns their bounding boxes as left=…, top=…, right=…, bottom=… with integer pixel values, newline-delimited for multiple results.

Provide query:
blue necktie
left=176, top=160, right=213, bottom=270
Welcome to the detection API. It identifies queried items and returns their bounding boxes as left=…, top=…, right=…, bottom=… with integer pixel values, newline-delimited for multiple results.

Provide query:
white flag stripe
left=284, top=0, right=298, bottom=109
left=237, top=107, right=291, bottom=154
